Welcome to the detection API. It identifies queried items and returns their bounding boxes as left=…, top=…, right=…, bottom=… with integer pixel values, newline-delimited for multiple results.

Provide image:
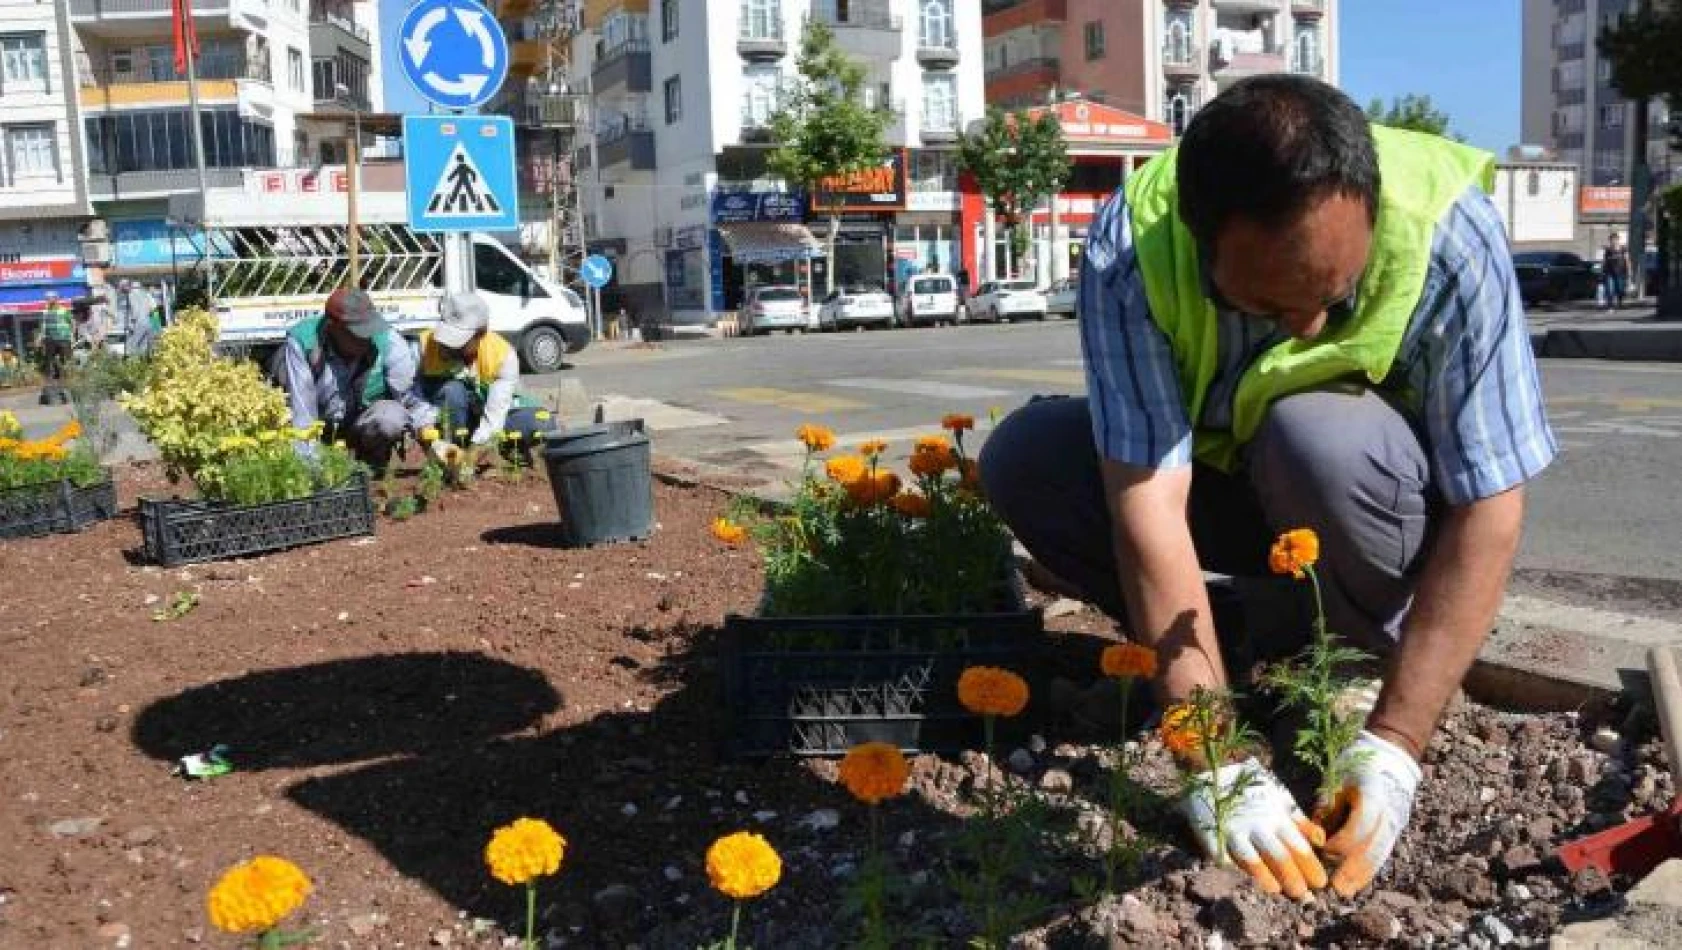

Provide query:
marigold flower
left=838, top=741, right=912, bottom=805
left=1159, top=702, right=1209, bottom=759
left=957, top=666, right=1030, bottom=718
left=857, top=438, right=888, bottom=457
left=484, top=817, right=566, bottom=886
left=48, top=420, right=83, bottom=444
left=205, top=855, right=312, bottom=934
left=1268, top=528, right=1321, bottom=579
left=914, top=434, right=950, bottom=454
left=825, top=455, right=868, bottom=485
left=796, top=423, right=836, bottom=453
left=706, top=831, right=782, bottom=900
left=908, top=444, right=956, bottom=478
left=1100, top=642, right=1159, bottom=680
left=957, top=458, right=982, bottom=492
left=419, top=426, right=441, bottom=443
left=890, top=491, right=932, bottom=519
left=846, top=469, right=900, bottom=506
left=711, top=517, right=748, bottom=545
left=941, top=413, right=975, bottom=433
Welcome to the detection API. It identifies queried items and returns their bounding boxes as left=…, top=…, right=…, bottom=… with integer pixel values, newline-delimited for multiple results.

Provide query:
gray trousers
left=978, top=389, right=1435, bottom=654
left=343, top=400, right=410, bottom=467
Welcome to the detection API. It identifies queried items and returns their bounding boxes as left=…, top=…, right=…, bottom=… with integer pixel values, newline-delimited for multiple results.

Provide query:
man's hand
left=1315, top=730, right=1422, bottom=897
left=1180, top=758, right=1328, bottom=900
left=428, top=439, right=454, bottom=466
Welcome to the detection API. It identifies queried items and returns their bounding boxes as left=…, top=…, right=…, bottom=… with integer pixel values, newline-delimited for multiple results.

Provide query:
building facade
left=982, top=0, right=1338, bottom=132
left=551, top=0, right=985, bottom=326
left=1520, top=0, right=1671, bottom=189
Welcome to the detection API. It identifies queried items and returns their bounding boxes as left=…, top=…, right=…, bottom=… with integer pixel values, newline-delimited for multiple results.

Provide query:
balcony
left=815, top=0, right=902, bottom=59
left=922, top=111, right=961, bottom=145
left=1290, top=0, right=1324, bottom=17
left=1557, top=41, right=1585, bottom=61
left=1209, top=43, right=1286, bottom=79
left=738, top=9, right=787, bottom=61
left=1211, top=0, right=1281, bottom=12
left=516, top=91, right=583, bottom=127
left=87, top=167, right=243, bottom=201
left=917, top=32, right=960, bottom=69
left=70, top=0, right=240, bottom=37
left=1162, top=42, right=1201, bottom=78
left=592, top=38, right=651, bottom=92
left=984, top=0, right=1065, bottom=38
left=309, top=3, right=371, bottom=60
left=596, top=115, right=655, bottom=170
left=740, top=96, right=777, bottom=143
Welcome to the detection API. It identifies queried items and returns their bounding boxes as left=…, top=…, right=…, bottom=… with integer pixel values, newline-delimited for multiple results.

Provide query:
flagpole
left=178, top=0, right=211, bottom=266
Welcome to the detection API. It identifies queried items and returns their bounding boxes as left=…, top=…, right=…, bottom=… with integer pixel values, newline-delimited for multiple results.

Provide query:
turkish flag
left=172, top=0, right=200, bottom=76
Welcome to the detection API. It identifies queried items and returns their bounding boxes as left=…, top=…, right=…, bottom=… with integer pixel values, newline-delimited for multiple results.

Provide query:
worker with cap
left=38, top=291, right=74, bottom=404
left=273, top=287, right=430, bottom=467
left=415, top=292, right=554, bottom=460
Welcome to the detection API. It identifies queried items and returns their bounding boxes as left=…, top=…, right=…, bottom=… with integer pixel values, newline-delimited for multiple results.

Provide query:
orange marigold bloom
left=957, top=458, right=982, bottom=492
left=908, top=444, right=957, bottom=478
left=711, top=517, right=748, bottom=545
left=1269, top=528, right=1321, bottom=579
left=1100, top=642, right=1159, bottom=680
left=796, top=424, right=836, bottom=453
left=205, top=856, right=312, bottom=934
left=706, top=831, right=781, bottom=900
left=1159, top=702, right=1208, bottom=758
left=913, top=434, right=950, bottom=454
left=856, top=439, right=888, bottom=457
left=941, top=414, right=975, bottom=433
left=957, top=666, right=1030, bottom=718
left=825, top=455, right=868, bottom=485
left=890, top=491, right=932, bottom=519
left=837, top=741, right=911, bottom=805
left=846, top=470, right=901, bottom=506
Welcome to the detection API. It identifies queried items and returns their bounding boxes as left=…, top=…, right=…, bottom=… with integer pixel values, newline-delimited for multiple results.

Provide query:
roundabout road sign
left=400, top=0, right=509, bottom=112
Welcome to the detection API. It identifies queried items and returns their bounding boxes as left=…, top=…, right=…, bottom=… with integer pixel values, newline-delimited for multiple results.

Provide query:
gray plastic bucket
left=540, top=420, right=654, bottom=547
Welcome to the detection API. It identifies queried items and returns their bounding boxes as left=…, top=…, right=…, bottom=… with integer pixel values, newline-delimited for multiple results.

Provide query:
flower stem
left=1106, top=677, right=1134, bottom=893
left=525, top=882, right=537, bottom=950
left=728, top=901, right=742, bottom=950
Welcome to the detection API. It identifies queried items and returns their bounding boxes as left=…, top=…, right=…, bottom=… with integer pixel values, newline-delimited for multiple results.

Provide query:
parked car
left=1513, top=251, right=1600, bottom=306
left=741, top=286, right=810, bottom=335
left=968, top=279, right=1048, bottom=322
left=1044, top=277, right=1077, bottom=318
left=898, top=273, right=961, bottom=327
left=817, top=285, right=895, bottom=330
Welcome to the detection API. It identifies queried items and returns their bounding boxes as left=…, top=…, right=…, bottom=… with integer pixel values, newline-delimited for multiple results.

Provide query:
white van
left=898, top=273, right=960, bottom=327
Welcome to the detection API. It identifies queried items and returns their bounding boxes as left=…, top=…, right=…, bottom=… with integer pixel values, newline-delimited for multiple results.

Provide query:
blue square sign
left=404, top=114, right=518, bottom=233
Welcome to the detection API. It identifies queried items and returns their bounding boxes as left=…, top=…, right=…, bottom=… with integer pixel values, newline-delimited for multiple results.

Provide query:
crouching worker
left=273, top=288, right=430, bottom=467
left=415, top=292, right=556, bottom=463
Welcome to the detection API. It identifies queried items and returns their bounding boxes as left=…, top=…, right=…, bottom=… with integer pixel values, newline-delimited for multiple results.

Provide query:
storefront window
left=910, top=150, right=957, bottom=192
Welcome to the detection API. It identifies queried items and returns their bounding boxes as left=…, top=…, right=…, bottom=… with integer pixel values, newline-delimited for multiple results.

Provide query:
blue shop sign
left=111, top=220, right=230, bottom=268
left=710, top=190, right=805, bottom=225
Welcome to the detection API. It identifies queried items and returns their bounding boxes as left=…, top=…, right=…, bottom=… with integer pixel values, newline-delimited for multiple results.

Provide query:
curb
left=1531, top=325, right=1682, bottom=362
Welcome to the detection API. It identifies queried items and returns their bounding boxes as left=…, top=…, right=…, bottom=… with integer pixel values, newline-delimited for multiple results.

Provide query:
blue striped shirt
left=1079, top=185, right=1557, bottom=505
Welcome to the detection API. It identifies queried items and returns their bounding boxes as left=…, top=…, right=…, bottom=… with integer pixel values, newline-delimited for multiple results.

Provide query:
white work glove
left=1180, top=758, right=1329, bottom=901
left=429, top=439, right=454, bottom=465
left=1315, top=730, right=1423, bottom=898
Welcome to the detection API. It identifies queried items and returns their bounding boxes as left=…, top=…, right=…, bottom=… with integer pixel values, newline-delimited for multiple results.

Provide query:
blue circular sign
left=581, top=254, right=614, bottom=290
left=399, top=0, right=509, bottom=112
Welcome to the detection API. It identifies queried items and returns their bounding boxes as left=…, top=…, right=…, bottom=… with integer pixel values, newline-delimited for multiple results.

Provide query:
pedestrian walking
left=1601, top=231, right=1632, bottom=310
left=38, top=291, right=73, bottom=404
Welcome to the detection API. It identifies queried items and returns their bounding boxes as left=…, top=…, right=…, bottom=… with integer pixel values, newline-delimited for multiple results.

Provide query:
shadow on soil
left=128, top=624, right=1171, bottom=946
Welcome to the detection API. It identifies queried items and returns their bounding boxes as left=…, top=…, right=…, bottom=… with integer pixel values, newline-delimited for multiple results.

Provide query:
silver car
left=1044, top=277, right=1077, bottom=318
left=741, top=286, right=810, bottom=335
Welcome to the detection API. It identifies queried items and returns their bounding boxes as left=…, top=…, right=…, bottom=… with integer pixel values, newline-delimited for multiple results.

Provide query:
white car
left=817, top=285, right=895, bottom=330
left=1044, top=277, right=1077, bottom=318
left=898, top=274, right=960, bottom=327
left=741, top=286, right=810, bottom=335
left=969, top=279, right=1048, bottom=322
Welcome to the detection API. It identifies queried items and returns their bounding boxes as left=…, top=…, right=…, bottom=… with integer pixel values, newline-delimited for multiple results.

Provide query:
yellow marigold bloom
left=838, top=741, right=911, bottom=805
left=825, top=455, right=868, bottom=485
left=957, top=666, right=1030, bottom=718
left=857, top=438, right=888, bottom=457
left=706, top=831, right=781, bottom=900
left=795, top=423, right=836, bottom=453
left=205, top=855, right=312, bottom=934
left=55, top=420, right=83, bottom=442
left=941, top=413, right=975, bottom=433
left=1100, top=642, right=1159, bottom=680
left=908, top=444, right=956, bottom=478
left=420, top=426, right=441, bottom=443
left=890, top=491, right=932, bottom=519
left=484, top=817, right=567, bottom=886
left=1269, top=528, right=1321, bottom=579
left=712, top=517, right=748, bottom=545
left=1159, top=702, right=1210, bottom=759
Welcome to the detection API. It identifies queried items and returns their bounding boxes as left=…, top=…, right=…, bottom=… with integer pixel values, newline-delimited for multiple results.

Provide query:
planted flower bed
left=0, top=416, right=117, bottom=539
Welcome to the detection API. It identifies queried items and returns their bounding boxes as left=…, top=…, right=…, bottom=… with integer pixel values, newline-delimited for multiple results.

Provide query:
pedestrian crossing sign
left=403, top=114, right=518, bottom=233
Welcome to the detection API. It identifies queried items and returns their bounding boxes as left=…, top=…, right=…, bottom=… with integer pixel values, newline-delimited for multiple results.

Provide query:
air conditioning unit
left=82, top=218, right=109, bottom=240
left=653, top=226, right=673, bottom=248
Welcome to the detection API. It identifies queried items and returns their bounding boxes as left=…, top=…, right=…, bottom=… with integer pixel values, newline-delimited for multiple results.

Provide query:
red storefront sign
left=247, top=168, right=351, bottom=195
left=0, top=259, right=79, bottom=284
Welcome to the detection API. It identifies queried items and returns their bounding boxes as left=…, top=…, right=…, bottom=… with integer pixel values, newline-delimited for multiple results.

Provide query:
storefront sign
left=246, top=167, right=351, bottom=195
left=112, top=220, right=216, bottom=268
left=711, top=190, right=806, bottom=224
left=1580, top=186, right=1631, bottom=215
left=1023, top=102, right=1173, bottom=148
left=907, top=191, right=960, bottom=212
left=811, top=151, right=908, bottom=213
left=0, top=259, right=83, bottom=284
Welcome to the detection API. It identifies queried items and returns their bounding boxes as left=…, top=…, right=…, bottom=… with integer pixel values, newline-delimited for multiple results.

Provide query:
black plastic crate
left=139, top=475, right=375, bottom=567
left=721, top=576, right=1044, bottom=757
left=0, top=470, right=119, bottom=540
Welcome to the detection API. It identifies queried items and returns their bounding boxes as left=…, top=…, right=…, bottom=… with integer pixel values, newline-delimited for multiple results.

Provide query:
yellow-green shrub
left=120, top=309, right=289, bottom=496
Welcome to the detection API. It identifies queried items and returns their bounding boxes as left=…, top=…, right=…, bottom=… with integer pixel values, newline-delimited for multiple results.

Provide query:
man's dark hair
left=1176, top=75, right=1379, bottom=248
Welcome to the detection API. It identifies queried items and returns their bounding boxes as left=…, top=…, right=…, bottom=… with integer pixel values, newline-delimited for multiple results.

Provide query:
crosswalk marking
left=594, top=395, right=729, bottom=432
left=825, top=377, right=1013, bottom=399
left=941, top=367, right=1085, bottom=387
left=712, top=387, right=869, bottom=413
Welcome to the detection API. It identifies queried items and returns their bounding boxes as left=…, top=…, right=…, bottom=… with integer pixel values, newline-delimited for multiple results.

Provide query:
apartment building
left=1520, top=0, right=1671, bottom=192
left=983, top=0, right=1338, bottom=134
left=549, top=0, right=985, bottom=326
left=1, top=0, right=95, bottom=314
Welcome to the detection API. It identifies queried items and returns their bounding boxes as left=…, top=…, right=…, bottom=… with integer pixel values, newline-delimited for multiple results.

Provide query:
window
left=4, top=124, right=59, bottom=185
left=742, top=66, right=780, bottom=127
left=662, top=0, right=679, bottom=41
left=910, top=150, right=957, bottom=192
left=1600, top=104, right=1625, bottom=128
left=474, top=243, right=530, bottom=297
left=1, top=34, right=48, bottom=95
left=1083, top=21, right=1105, bottom=61
left=664, top=76, right=682, bottom=124
left=1293, top=25, right=1319, bottom=73
left=1527, top=171, right=1541, bottom=197
left=742, top=0, right=779, bottom=39
left=920, top=0, right=954, bottom=49
left=922, top=73, right=956, bottom=132
left=287, top=48, right=304, bottom=92
left=1597, top=59, right=1611, bottom=82
left=1164, top=14, right=1193, bottom=64
left=1166, top=89, right=1192, bottom=136
left=83, top=108, right=275, bottom=174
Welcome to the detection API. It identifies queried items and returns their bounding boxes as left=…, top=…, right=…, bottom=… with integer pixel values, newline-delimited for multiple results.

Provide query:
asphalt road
left=549, top=316, right=1682, bottom=589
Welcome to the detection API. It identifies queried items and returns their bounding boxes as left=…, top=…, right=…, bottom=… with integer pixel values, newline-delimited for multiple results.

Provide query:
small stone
left=48, top=817, right=102, bottom=837
left=182, top=927, right=203, bottom=943
left=1589, top=726, right=1622, bottom=756
left=431, top=928, right=454, bottom=947
left=1044, top=597, right=1085, bottom=618
left=1569, top=866, right=1613, bottom=899
left=663, top=865, right=683, bottom=883
left=909, top=869, right=930, bottom=886
left=830, top=861, right=856, bottom=880
left=336, top=611, right=350, bottom=622
left=1525, top=817, right=1556, bottom=844
left=1439, top=867, right=1498, bottom=905
left=664, top=796, right=682, bottom=811
left=1478, top=786, right=1498, bottom=804
left=1348, top=906, right=1399, bottom=943
left=1203, top=895, right=1272, bottom=944
left=95, top=715, right=119, bottom=733
left=1007, top=748, right=1035, bottom=774
left=1038, top=768, right=1073, bottom=793
left=733, top=790, right=749, bottom=805
left=1496, top=844, right=1541, bottom=878
left=798, top=808, right=840, bottom=832
left=1027, top=734, right=1048, bottom=754
left=97, top=922, right=129, bottom=941
left=751, top=810, right=777, bottom=823
left=1504, top=883, right=1532, bottom=902
left=897, top=830, right=916, bottom=850
left=1186, top=866, right=1246, bottom=905
left=122, top=826, right=159, bottom=847
left=346, top=913, right=388, bottom=937
left=1626, top=858, right=1682, bottom=907
left=1476, top=915, right=1516, bottom=946
left=591, top=884, right=639, bottom=929
left=620, top=802, right=638, bottom=818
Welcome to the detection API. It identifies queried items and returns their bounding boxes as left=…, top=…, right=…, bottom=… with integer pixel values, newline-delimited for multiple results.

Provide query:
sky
left=379, top=0, right=1526, bottom=154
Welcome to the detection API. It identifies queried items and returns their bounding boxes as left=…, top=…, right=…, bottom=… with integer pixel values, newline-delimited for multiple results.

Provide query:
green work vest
left=1123, top=125, right=1495, bottom=471
left=287, top=316, right=391, bottom=407
left=42, top=304, right=73, bottom=342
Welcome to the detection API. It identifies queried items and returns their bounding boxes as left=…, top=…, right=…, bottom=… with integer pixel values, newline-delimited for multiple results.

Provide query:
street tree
left=1364, top=94, right=1460, bottom=140
left=956, top=107, right=1071, bottom=280
left=1597, top=3, right=1682, bottom=106
left=766, top=21, right=892, bottom=294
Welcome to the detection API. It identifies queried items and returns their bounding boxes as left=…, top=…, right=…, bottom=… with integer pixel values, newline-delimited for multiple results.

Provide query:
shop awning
left=717, top=222, right=823, bottom=264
